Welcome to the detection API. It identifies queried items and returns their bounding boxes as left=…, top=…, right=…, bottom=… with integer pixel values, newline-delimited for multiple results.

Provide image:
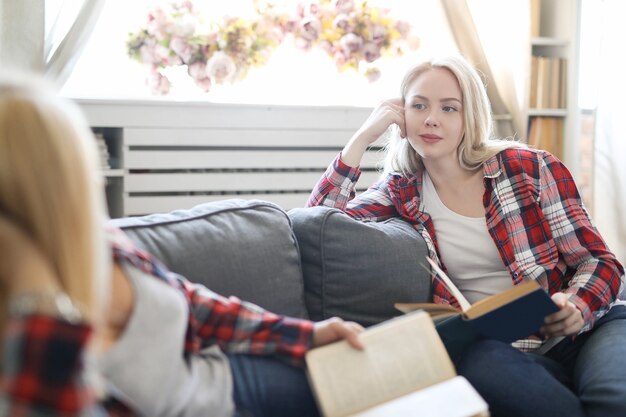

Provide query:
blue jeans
left=455, top=305, right=626, bottom=417
left=227, top=354, right=320, bottom=417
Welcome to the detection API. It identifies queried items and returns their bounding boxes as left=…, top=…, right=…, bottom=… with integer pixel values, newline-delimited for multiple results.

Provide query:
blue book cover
left=396, top=260, right=560, bottom=353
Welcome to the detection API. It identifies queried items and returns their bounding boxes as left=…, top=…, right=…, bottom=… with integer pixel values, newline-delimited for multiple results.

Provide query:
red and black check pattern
left=1, top=229, right=316, bottom=416
left=1, top=315, right=95, bottom=416
left=109, top=227, right=314, bottom=365
left=308, top=149, right=624, bottom=332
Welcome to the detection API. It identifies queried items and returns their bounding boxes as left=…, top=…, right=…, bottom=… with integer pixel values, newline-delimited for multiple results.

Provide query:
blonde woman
left=308, top=54, right=626, bottom=417
left=0, top=73, right=363, bottom=417
left=0, top=74, right=108, bottom=415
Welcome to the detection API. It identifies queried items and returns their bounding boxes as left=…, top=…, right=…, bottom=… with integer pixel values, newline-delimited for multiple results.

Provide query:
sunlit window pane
left=60, top=0, right=455, bottom=106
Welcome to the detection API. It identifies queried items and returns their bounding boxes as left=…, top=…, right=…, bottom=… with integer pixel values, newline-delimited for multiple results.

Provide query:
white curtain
left=0, top=0, right=45, bottom=71
left=45, top=0, right=106, bottom=86
left=593, top=0, right=626, bottom=264
left=440, top=0, right=530, bottom=140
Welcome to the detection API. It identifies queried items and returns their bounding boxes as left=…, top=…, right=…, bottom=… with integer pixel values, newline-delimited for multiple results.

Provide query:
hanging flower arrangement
left=279, top=0, right=414, bottom=82
left=127, top=0, right=416, bottom=95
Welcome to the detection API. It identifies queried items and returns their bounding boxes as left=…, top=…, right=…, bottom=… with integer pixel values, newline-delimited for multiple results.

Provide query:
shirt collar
left=483, top=153, right=502, bottom=179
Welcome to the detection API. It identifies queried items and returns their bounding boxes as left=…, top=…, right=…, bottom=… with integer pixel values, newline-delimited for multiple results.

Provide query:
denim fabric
left=228, top=354, right=319, bottom=417
left=455, top=305, right=626, bottom=417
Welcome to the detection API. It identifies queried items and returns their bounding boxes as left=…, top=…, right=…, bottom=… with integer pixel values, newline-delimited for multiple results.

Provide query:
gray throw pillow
left=289, top=206, right=431, bottom=327
left=110, top=199, right=308, bottom=318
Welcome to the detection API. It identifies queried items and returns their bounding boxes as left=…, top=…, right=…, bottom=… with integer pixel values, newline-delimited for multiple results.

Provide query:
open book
left=305, top=311, right=489, bottom=417
left=395, top=258, right=559, bottom=345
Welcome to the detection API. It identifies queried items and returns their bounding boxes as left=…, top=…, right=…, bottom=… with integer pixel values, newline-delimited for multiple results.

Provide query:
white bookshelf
left=529, top=0, right=582, bottom=178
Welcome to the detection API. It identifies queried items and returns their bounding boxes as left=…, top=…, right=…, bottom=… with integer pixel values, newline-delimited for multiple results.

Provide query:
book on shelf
left=94, top=132, right=111, bottom=170
left=530, top=56, right=567, bottom=109
left=527, top=116, right=564, bottom=160
left=395, top=258, right=559, bottom=355
left=305, top=310, right=489, bottom=417
left=530, top=0, right=542, bottom=38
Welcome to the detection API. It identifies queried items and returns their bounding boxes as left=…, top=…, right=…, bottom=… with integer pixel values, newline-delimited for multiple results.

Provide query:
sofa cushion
left=289, top=206, right=431, bottom=327
left=110, top=199, right=308, bottom=319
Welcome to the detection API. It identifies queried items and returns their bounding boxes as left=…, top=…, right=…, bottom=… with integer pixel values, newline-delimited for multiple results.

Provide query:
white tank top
left=422, top=171, right=513, bottom=303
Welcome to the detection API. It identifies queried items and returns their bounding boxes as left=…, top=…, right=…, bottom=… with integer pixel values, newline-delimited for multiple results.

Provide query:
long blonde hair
left=0, top=73, right=109, bottom=329
left=383, top=55, right=525, bottom=176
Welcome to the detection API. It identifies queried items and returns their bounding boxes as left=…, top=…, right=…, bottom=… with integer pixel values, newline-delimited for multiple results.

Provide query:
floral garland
left=127, top=0, right=416, bottom=95
left=281, top=0, right=413, bottom=82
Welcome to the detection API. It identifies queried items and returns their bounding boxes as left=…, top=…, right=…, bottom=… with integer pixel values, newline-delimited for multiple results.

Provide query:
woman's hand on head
left=355, top=98, right=406, bottom=145
left=540, top=292, right=584, bottom=337
left=0, top=214, right=60, bottom=295
left=341, top=98, right=406, bottom=167
left=312, top=317, right=364, bottom=350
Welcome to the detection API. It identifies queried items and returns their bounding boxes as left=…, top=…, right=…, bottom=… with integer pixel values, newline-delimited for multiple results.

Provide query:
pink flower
left=333, top=14, right=350, bottom=31
left=147, top=69, right=171, bottom=95
left=340, top=33, right=363, bottom=55
left=300, top=16, right=322, bottom=41
left=333, top=0, right=355, bottom=14
left=172, top=14, right=197, bottom=37
left=193, top=77, right=212, bottom=93
left=370, top=24, right=387, bottom=45
left=395, top=20, right=411, bottom=37
left=333, top=50, right=348, bottom=67
left=139, top=41, right=171, bottom=65
left=281, top=18, right=298, bottom=34
left=187, top=61, right=208, bottom=79
left=298, top=1, right=320, bottom=17
left=206, top=51, right=237, bottom=84
left=170, top=36, right=194, bottom=63
left=362, top=42, right=381, bottom=63
left=179, top=0, right=194, bottom=12
left=146, top=8, right=171, bottom=40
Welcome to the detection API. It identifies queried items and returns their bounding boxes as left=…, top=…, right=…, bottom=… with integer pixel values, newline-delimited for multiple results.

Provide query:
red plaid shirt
left=308, top=148, right=625, bottom=333
left=108, top=227, right=315, bottom=362
left=1, top=228, right=314, bottom=416
left=0, top=315, right=98, bottom=416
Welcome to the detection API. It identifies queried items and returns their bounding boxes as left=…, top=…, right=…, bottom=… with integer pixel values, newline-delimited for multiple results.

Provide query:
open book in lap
left=395, top=258, right=559, bottom=357
left=352, top=376, right=488, bottom=417
left=305, top=311, right=488, bottom=417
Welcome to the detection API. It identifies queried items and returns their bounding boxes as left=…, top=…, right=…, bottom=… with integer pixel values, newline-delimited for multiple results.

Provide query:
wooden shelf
left=104, top=169, right=124, bottom=177
left=531, top=37, right=569, bottom=47
left=528, top=108, right=567, bottom=117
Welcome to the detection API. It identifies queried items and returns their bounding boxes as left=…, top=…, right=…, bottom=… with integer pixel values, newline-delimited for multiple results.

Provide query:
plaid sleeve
left=307, top=152, right=398, bottom=221
left=109, top=228, right=314, bottom=365
left=539, top=152, right=625, bottom=330
left=0, top=315, right=96, bottom=416
left=307, top=152, right=362, bottom=209
left=172, top=278, right=314, bottom=366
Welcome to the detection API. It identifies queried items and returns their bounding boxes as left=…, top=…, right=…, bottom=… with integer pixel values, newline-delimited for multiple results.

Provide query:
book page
left=349, top=376, right=488, bottom=417
left=394, top=302, right=459, bottom=316
left=306, top=311, right=456, bottom=417
left=426, top=257, right=472, bottom=311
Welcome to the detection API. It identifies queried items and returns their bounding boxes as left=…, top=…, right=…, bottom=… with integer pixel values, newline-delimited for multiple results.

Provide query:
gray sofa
left=110, top=199, right=432, bottom=327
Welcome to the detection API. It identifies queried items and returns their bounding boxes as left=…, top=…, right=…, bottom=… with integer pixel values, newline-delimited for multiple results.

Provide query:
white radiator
left=79, top=100, right=383, bottom=216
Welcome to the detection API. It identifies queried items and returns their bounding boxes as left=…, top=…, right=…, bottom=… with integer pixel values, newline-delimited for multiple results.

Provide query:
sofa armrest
left=289, top=206, right=431, bottom=327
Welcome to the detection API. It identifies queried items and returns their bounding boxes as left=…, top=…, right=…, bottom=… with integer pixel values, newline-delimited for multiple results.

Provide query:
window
left=60, top=0, right=456, bottom=106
